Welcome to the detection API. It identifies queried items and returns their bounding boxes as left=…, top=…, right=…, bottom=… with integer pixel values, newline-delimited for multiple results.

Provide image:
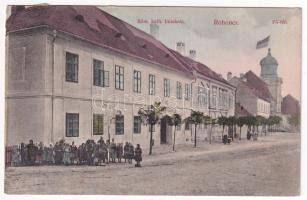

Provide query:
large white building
left=5, top=5, right=235, bottom=146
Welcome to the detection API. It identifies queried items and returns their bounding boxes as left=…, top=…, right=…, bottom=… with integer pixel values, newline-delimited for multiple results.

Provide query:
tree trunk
left=149, top=124, right=153, bottom=155
left=239, top=126, right=242, bottom=140
left=173, top=127, right=176, bottom=151
left=194, top=124, right=197, bottom=148
left=209, top=124, right=212, bottom=144
left=265, top=125, right=267, bottom=136
left=221, top=125, right=224, bottom=142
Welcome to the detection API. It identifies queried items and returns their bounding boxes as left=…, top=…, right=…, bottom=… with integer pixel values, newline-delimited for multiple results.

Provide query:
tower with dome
left=260, top=48, right=283, bottom=114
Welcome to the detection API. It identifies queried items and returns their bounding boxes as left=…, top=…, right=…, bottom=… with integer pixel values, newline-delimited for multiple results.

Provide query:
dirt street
left=5, top=132, right=300, bottom=195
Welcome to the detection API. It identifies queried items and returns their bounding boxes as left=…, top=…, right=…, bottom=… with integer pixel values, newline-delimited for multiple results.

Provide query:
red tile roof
left=241, top=70, right=272, bottom=101
left=281, top=94, right=300, bottom=115
left=6, top=5, right=231, bottom=86
left=169, top=49, right=231, bottom=85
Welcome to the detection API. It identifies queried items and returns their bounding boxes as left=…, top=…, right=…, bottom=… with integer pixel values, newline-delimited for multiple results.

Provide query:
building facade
left=6, top=5, right=235, bottom=146
left=281, top=94, right=300, bottom=115
left=229, top=71, right=271, bottom=118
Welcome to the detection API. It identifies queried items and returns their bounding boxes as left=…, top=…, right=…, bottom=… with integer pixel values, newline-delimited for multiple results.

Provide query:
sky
left=100, top=6, right=301, bottom=100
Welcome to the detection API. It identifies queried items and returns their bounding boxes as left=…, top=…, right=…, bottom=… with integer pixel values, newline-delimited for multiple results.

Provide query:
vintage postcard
left=4, top=4, right=301, bottom=196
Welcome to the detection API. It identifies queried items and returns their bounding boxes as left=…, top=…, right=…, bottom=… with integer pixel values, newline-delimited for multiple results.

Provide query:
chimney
left=189, top=50, right=196, bottom=60
left=11, top=5, right=25, bottom=15
left=227, top=72, right=232, bottom=81
left=150, top=23, right=159, bottom=39
left=176, top=42, right=186, bottom=55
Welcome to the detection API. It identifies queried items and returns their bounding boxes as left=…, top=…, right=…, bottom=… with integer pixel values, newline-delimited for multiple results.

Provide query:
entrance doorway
left=160, top=117, right=167, bottom=144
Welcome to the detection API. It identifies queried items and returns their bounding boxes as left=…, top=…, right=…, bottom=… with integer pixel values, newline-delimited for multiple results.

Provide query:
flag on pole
left=256, top=35, right=270, bottom=49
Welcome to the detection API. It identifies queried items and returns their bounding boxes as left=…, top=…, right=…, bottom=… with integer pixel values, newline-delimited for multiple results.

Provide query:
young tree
left=273, top=116, right=282, bottom=131
left=267, top=116, right=275, bottom=132
left=167, top=114, right=182, bottom=151
left=184, top=110, right=205, bottom=148
left=255, top=116, right=266, bottom=135
left=288, top=113, right=300, bottom=131
left=217, top=116, right=228, bottom=141
left=138, top=102, right=166, bottom=155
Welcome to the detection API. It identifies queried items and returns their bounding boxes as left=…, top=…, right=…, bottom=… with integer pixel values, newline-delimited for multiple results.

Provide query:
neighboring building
left=235, top=103, right=251, bottom=117
left=260, top=48, right=283, bottom=114
left=5, top=5, right=235, bottom=146
left=281, top=94, right=300, bottom=115
left=229, top=71, right=271, bottom=118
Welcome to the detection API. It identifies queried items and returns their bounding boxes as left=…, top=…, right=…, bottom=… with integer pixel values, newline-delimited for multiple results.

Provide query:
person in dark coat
left=36, top=142, right=44, bottom=164
left=20, top=142, right=26, bottom=166
left=110, top=139, right=117, bottom=163
left=134, top=144, right=142, bottom=167
left=97, top=140, right=107, bottom=164
left=85, top=140, right=95, bottom=165
left=124, top=142, right=129, bottom=163
left=128, top=143, right=134, bottom=164
left=70, top=141, right=78, bottom=165
left=54, top=142, right=62, bottom=165
left=26, top=140, right=36, bottom=165
left=77, top=143, right=84, bottom=165
left=116, top=143, right=123, bottom=163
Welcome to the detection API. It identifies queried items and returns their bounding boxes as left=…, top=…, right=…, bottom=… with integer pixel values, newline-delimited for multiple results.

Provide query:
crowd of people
left=9, top=137, right=143, bottom=167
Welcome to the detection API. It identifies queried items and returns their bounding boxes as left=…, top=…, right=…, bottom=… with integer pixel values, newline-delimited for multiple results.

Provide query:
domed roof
left=260, top=48, right=278, bottom=66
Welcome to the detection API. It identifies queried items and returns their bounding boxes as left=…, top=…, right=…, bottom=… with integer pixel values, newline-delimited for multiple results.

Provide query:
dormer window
left=75, top=14, right=84, bottom=23
left=115, top=32, right=122, bottom=38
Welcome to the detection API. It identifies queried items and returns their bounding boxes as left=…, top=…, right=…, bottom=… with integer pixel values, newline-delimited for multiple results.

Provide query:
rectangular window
left=198, top=86, right=208, bottom=106
left=93, top=59, right=109, bottom=87
left=115, top=65, right=124, bottom=90
left=211, top=86, right=217, bottom=108
left=93, top=114, right=104, bottom=135
left=133, top=70, right=141, bottom=93
left=229, top=94, right=234, bottom=109
left=219, top=89, right=223, bottom=108
left=66, top=113, right=79, bottom=137
left=103, top=70, right=109, bottom=87
left=149, top=74, right=155, bottom=95
left=65, top=52, right=78, bottom=82
left=184, top=83, right=191, bottom=100
left=115, top=115, right=124, bottom=135
left=164, top=79, right=170, bottom=97
left=133, top=116, right=142, bottom=134
left=176, top=81, right=182, bottom=99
